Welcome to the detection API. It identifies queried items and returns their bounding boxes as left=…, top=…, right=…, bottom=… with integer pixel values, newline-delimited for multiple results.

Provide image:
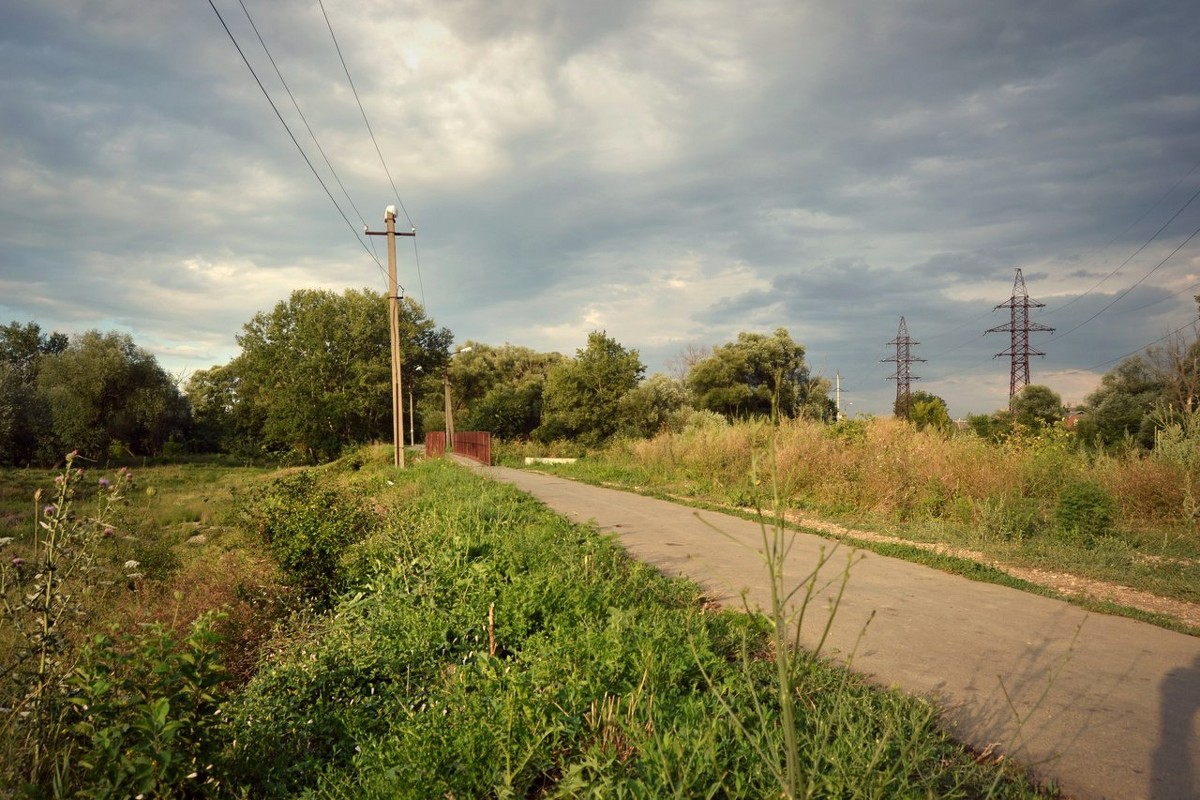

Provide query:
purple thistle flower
left=103, top=527, right=115, bottom=537
left=10, top=556, right=24, bottom=567
left=98, top=478, right=111, bottom=490
left=43, top=504, right=57, bottom=516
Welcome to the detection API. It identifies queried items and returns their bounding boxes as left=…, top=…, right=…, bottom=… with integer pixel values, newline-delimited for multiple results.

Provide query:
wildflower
left=98, top=478, right=111, bottom=490
left=10, top=556, right=25, bottom=567
left=43, top=504, right=57, bottom=516
left=102, top=527, right=115, bottom=538
left=0, top=537, right=12, bottom=548
left=54, top=475, right=65, bottom=486
left=123, top=559, right=141, bottom=570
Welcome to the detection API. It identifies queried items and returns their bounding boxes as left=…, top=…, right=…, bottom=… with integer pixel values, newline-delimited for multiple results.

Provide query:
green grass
left=225, top=457, right=1051, bottom=798
left=512, top=453, right=1200, bottom=634
left=2, top=450, right=1055, bottom=797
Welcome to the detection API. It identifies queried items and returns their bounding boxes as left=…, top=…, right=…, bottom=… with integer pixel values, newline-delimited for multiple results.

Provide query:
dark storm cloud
left=2, top=0, right=1199, bottom=415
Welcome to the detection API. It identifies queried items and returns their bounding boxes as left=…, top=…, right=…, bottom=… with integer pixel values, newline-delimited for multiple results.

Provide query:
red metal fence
left=425, top=431, right=491, bottom=466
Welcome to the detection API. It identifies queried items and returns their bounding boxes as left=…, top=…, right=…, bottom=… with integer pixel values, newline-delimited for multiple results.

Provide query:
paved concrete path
left=460, top=461, right=1200, bottom=800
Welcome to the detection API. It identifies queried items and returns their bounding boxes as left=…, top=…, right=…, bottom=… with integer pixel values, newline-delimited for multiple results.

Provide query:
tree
left=537, top=331, right=644, bottom=446
left=441, top=343, right=564, bottom=441
left=1011, top=384, right=1063, bottom=430
left=617, top=374, right=692, bottom=439
left=687, top=329, right=811, bottom=419
left=1073, top=356, right=1163, bottom=449
left=907, top=390, right=952, bottom=433
left=231, top=288, right=452, bottom=461
left=0, top=321, right=68, bottom=465
left=185, top=364, right=256, bottom=454
left=37, top=330, right=187, bottom=459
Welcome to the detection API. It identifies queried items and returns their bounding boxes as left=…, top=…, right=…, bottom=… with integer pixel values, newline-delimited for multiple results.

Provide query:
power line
left=1061, top=318, right=1198, bottom=375
left=208, top=0, right=385, bottom=273
left=316, top=0, right=425, bottom=306
left=1049, top=220, right=1200, bottom=342
left=1045, top=157, right=1200, bottom=316
left=235, top=0, right=380, bottom=263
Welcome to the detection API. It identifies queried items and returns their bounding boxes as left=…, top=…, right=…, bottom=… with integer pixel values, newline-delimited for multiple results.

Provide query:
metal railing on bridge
left=425, top=431, right=491, bottom=466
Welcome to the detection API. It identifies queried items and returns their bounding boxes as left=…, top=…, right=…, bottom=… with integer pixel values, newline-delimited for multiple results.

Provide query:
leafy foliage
left=37, top=330, right=188, bottom=460
left=61, top=617, right=229, bottom=799
left=617, top=373, right=692, bottom=438
left=906, top=390, right=952, bottom=432
left=686, top=328, right=817, bottom=420
left=0, top=453, right=135, bottom=789
left=537, top=331, right=644, bottom=446
left=238, top=471, right=375, bottom=605
left=1054, top=481, right=1116, bottom=541
left=446, top=343, right=564, bottom=440
left=229, top=289, right=452, bottom=461
left=1011, top=384, right=1063, bottom=430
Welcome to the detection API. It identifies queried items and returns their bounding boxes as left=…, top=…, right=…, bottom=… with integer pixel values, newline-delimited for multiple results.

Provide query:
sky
left=2, top=0, right=1199, bottom=417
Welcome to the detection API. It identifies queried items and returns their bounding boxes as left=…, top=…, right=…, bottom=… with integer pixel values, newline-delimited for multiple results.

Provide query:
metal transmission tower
left=883, top=316, right=925, bottom=418
left=986, top=268, right=1055, bottom=404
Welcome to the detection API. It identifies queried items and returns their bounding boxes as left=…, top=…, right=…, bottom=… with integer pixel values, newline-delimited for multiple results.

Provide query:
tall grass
left=530, top=415, right=1200, bottom=606
left=227, top=457, right=1048, bottom=797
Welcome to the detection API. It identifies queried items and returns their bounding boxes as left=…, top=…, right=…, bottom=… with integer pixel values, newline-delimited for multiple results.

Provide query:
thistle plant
left=0, top=451, right=133, bottom=787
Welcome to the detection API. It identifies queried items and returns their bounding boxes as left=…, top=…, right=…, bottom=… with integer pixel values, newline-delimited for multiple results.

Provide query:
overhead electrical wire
left=234, top=0, right=382, bottom=266
left=885, top=166, right=1200, bottom=396
left=316, top=0, right=427, bottom=307
left=1060, top=317, right=1198, bottom=376
left=1048, top=219, right=1200, bottom=342
left=1045, top=155, right=1200, bottom=316
left=234, top=0, right=379, bottom=260
left=207, top=0, right=388, bottom=278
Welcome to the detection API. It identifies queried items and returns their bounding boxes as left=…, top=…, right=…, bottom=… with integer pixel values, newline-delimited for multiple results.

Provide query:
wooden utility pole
left=366, top=206, right=415, bottom=467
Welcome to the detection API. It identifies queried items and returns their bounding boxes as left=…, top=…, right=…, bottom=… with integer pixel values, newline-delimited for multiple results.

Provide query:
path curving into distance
left=457, top=459, right=1200, bottom=800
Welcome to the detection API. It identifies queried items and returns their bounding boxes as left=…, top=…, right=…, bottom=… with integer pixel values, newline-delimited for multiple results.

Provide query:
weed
left=236, top=470, right=375, bottom=606
left=1054, top=481, right=1117, bottom=541
left=0, top=452, right=134, bottom=788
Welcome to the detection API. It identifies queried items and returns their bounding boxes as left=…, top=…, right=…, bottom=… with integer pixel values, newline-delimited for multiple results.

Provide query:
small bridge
left=425, top=431, right=491, bottom=466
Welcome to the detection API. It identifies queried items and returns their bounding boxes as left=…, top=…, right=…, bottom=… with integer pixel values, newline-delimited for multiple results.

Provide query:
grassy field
left=496, top=415, right=1200, bottom=619
left=1, top=449, right=1054, bottom=797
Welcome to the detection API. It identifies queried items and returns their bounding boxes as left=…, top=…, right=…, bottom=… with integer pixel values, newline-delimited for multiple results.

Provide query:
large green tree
left=1011, top=384, right=1063, bottom=430
left=445, top=343, right=564, bottom=441
left=0, top=321, right=68, bottom=465
left=230, top=288, right=452, bottom=461
left=907, top=390, right=952, bottom=433
left=537, top=331, right=644, bottom=446
left=687, top=328, right=814, bottom=419
left=1074, top=356, right=1163, bottom=449
left=37, top=330, right=187, bottom=459
left=617, top=374, right=692, bottom=439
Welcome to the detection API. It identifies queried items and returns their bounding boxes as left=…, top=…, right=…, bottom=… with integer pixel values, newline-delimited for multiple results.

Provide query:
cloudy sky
left=2, top=0, right=1199, bottom=416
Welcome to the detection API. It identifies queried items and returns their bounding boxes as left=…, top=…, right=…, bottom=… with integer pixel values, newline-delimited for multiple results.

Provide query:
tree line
left=4, top=289, right=1198, bottom=466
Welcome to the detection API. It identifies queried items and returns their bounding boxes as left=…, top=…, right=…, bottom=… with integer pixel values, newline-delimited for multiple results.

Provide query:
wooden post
left=386, top=207, right=404, bottom=469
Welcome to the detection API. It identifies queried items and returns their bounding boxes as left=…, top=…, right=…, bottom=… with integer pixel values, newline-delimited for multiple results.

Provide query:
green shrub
left=238, top=471, right=374, bottom=605
left=60, top=615, right=229, bottom=798
left=1055, top=481, right=1116, bottom=541
left=976, top=493, right=1046, bottom=542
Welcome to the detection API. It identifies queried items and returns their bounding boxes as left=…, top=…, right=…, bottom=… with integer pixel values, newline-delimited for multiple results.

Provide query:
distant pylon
left=883, top=316, right=925, bottom=418
left=986, top=268, right=1055, bottom=405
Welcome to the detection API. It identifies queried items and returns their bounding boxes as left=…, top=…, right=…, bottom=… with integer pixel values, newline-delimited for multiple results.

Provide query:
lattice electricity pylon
left=883, top=316, right=925, bottom=418
left=986, top=268, right=1055, bottom=405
